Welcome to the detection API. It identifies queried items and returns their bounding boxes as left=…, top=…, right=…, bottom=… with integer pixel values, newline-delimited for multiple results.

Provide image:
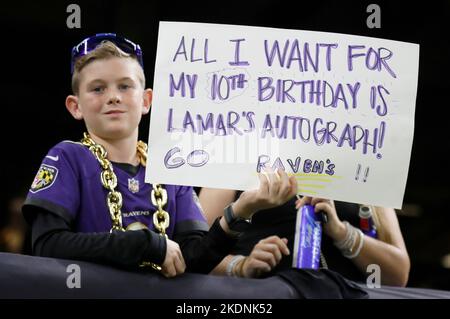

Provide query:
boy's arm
left=27, top=206, right=167, bottom=269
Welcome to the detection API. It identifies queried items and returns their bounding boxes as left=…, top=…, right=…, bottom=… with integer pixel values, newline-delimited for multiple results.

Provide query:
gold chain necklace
left=81, top=132, right=169, bottom=270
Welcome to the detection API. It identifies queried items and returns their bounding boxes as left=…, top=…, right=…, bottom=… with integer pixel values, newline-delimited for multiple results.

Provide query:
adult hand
left=240, top=235, right=290, bottom=278
left=295, top=196, right=347, bottom=242
left=161, top=238, right=186, bottom=278
left=233, top=168, right=298, bottom=219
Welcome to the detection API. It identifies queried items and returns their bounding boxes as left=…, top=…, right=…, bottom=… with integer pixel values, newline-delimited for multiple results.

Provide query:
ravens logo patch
left=30, top=164, right=58, bottom=193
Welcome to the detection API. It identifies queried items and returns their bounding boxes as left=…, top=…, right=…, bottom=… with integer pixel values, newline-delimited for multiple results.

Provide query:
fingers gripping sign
left=231, top=168, right=297, bottom=221
left=251, top=167, right=298, bottom=212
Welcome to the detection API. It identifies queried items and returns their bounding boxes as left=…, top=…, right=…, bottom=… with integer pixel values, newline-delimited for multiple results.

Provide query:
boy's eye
left=119, top=84, right=131, bottom=90
left=92, top=87, right=104, bottom=93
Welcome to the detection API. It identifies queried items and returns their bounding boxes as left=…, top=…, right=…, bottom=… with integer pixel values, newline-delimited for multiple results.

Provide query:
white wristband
left=226, top=255, right=245, bottom=277
left=334, top=222, right=350, bottom=248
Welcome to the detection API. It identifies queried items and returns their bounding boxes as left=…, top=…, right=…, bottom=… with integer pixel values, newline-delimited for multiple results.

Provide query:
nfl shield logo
left=128, top=178, right=139, bottom=193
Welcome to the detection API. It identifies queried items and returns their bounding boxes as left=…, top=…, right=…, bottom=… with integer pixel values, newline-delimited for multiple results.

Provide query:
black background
left=0, top=0, right=449, bottom=289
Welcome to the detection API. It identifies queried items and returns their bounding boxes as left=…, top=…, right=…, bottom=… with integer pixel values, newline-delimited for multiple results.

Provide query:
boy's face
left=66, top=57, right=151, bottom=140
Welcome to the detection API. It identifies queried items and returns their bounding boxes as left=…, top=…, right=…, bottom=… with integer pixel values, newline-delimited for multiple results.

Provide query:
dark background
left=0, top=0, right=449, bottom=289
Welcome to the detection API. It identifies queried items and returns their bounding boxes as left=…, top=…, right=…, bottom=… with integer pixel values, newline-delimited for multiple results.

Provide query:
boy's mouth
left=104, top=110, right=125, bottom=115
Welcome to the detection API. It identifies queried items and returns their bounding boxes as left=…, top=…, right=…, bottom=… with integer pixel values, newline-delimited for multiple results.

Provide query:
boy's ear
left=142, top=88, right=152, bottom=115
left=65, top=95, right=83, bottom=120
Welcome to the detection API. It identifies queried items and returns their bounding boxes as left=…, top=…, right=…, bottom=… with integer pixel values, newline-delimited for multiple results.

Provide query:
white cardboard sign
left=146, top=21, right=419, bottom=209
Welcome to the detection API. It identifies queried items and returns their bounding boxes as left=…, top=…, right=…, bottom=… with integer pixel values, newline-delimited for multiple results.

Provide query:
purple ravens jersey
left=24, top=141, right=209, bottom=237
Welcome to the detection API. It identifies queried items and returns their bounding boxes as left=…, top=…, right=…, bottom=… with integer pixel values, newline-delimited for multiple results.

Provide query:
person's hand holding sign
left=231, top=167, right=298, bottom=220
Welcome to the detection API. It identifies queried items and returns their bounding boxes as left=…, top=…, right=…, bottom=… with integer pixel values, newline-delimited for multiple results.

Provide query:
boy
left=22, top=33, right=297, bottom=278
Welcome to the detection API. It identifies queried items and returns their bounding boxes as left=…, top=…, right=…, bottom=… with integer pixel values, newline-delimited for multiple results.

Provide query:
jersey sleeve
left=23, top=143, right=80, bottom=225
left=173, top=186, right=209, bottom=234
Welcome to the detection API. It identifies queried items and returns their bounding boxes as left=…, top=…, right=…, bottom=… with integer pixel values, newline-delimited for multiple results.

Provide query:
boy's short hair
left=71, top=41, right=145, bottom=95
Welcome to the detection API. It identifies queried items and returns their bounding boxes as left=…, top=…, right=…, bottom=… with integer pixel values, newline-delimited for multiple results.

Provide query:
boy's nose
left=107, top=93, right=121, bottom=104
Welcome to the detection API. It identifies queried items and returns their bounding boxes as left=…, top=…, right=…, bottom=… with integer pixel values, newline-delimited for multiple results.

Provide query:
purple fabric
left=24, top=141, right=208, bottom=237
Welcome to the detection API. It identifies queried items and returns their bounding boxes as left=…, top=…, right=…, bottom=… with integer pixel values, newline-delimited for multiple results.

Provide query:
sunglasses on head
left=70, top=33, right=143, bottom=74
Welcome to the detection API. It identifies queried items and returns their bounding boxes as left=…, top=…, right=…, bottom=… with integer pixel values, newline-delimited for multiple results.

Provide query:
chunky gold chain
left=81, top=133, right=124, bottom=231
left=81, top=132, right=169, bottom=270
left=151, top=185, right=170, bottom=236
left=136, top=139, right=170, bottom=237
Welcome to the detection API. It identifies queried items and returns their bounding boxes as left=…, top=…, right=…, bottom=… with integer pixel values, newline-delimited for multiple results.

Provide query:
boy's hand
left=233, top=168, right=298, bottom=219
left=161, top=238, right=186, bottom=278
left=295, top=196, right=347, bottom=242
left=241, top=236, right=290, bottom=278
